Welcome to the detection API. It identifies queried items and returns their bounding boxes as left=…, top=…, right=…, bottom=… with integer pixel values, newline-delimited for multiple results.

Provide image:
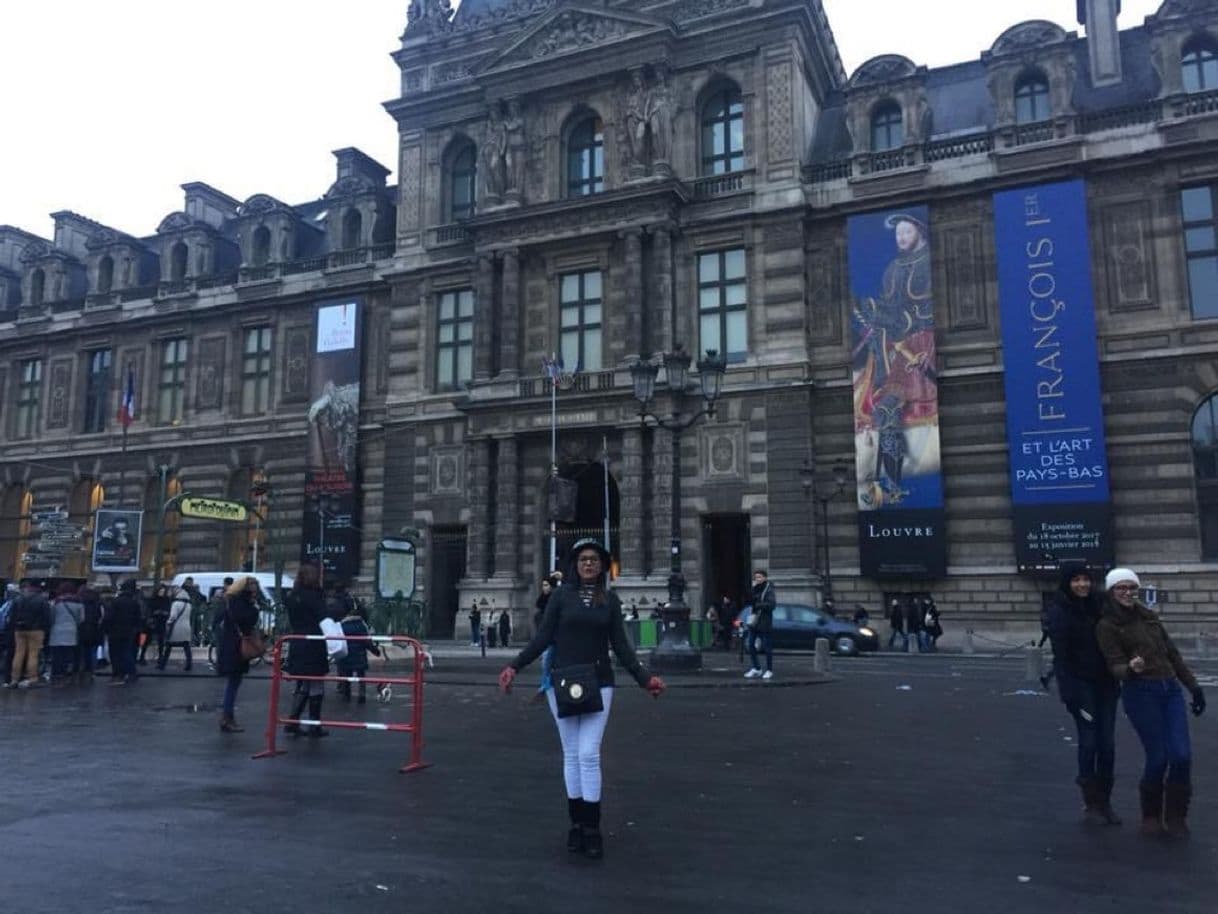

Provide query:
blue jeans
left=748, top=631, right=773, bottom=672
left=222, top=674, right=243, bottom=717
left=470, top=622, right=479, bottom=645
left=1067, top=679, right=1119, bottom=781
left=1121, top=678, right=1192, bottom=786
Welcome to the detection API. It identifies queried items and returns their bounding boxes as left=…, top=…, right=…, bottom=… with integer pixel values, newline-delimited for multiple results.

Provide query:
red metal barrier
left=252, top=634, right=430, bottom=773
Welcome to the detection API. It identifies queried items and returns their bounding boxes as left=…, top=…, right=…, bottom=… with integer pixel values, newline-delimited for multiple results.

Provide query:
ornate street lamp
left=800, top=457, right=850, bottom=605
left=630, top=344, right=727, bottom=671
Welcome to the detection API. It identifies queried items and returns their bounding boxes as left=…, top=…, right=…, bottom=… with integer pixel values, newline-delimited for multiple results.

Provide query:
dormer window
left=870, top=101, right=904, bottom=152
left=251, top=226, right=272, bottom=267
left=1014, top=72, right=1051, bottom=124
left=1183, top=37, right=1218, bottom=94
left=170, top=242, right=188, bottom=281
left=29, top=268, right=45, bottom=306
left=97, top=255, right=114, bottom=295
left=341, top=209, right=363, bottom=250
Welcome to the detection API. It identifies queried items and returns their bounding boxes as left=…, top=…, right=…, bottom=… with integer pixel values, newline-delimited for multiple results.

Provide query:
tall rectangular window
left=15, top=359, right=42, bottom=439
left=560, top=271, right=602, bottom=372
left=1183, top=185, right=1218, bottom=320
left=698, top=249, right=748, bottom=362
left=82, top=348, right=112, bottom=433
left=157, top=338, right=189, bottom=424
left=241, top=327, right=273, bottom=415
left=436, top=289, right=474, bottom=389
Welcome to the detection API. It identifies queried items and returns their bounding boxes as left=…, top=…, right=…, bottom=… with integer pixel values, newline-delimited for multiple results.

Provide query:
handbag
left=553, top=663, right=603, bottom=718
left=239, top=629, right=266, bottom=661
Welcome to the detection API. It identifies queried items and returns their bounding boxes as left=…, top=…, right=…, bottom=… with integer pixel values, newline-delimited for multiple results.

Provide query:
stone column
left=493, top=436, right=519, bottom=578
left=618, top=427, right=645, bottom=576
left=466, top=438, right=493, bottom=579
left=650, top=425, right=673, bottom=580
left=621, top=227, right=644, bottom=361
left=498, top=249, right=520, bottom=378
left=474, top=254, right=495, bottom=381
left=650, top=225, right=673, bottom=356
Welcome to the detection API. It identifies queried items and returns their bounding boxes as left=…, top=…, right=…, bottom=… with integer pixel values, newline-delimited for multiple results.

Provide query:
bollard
left=1025, top=644, right=1044, bottom=684
left=813, top=637, right=831, bottom=675
left=962, top=629, right=975, bottom=655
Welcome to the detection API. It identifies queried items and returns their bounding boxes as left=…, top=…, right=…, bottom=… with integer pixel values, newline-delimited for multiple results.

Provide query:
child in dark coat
left=336, top=610, right=381, bottom=703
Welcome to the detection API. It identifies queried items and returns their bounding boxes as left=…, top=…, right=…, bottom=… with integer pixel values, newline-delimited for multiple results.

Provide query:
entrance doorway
left=429, top=525, right=467, bottom=638
left=702, top=514, right=751, bottom=619
left=545, top=459, right=620, bottom=575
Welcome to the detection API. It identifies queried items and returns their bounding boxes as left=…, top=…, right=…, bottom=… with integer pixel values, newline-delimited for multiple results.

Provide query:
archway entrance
left=547, top=460, right=620, bottom=576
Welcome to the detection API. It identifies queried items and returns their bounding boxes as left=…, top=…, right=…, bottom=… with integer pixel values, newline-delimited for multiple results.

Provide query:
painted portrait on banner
left=847, top=206, right=946, bottom=577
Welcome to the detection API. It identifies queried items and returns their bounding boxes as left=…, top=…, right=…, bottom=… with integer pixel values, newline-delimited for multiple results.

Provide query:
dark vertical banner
left=848, top=206, right=947, bottom=577
left=300, top=299, right=363, bottom=581
left=994, top=180, right=1114, bottom=572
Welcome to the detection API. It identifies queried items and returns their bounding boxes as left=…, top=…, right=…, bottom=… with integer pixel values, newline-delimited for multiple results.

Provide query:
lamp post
left=630, top=344, right=726, bottom=672
left=799, top=458, right=850, bottom=605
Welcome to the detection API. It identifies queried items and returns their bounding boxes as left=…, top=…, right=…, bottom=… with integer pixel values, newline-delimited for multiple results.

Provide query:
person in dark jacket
left=745, top=569, right=777, bottom=679
left=336, top=606, right=381, bottom=703
left=104, top=579, right=143, bottom=685
left=499, top=539, right=665, bottom=861
left=76, top=586, right=103, bottom=683
left=1045, top=562, right=1121, bottom=826
left=903, top=597, right=923, bottom=653
left=140, top=585, right=171, bottom=665
left=215, top=576, right=262, bottom=733
left=887, top=598, right=906, bottom=651
left=1096, top=567, right=1205, bottom=838
left=9, top=581, right=52, bottom=688
left=497, top=607, right=512, bottom=647
left=283, top=564, right=332, bottom=738
left=469, top=601, right=483, bottom=646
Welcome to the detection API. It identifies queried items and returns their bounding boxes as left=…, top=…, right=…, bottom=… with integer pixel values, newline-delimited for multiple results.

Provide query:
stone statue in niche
left=621, top=65, right=673, bottom=180
left=481, top=104, right=510, bottom=205
left=503, top=98, right=527, bottom=204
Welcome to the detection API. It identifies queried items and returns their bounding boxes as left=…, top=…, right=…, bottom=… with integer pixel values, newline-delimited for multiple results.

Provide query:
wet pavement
left=2, top=652, right=1216, bottom=913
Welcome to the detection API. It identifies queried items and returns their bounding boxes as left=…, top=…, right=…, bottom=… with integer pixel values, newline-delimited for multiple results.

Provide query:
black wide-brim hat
left=569, top=538, right=611, bottom=566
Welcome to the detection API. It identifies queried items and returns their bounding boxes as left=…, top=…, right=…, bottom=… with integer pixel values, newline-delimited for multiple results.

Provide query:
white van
left=170, top=571, right=294, bottom=632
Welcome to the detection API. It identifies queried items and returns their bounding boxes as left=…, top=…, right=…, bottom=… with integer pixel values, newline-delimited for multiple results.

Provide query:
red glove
left=645, top=675, right=666, bottom=698
left=498, top=666, right=517, bottom=694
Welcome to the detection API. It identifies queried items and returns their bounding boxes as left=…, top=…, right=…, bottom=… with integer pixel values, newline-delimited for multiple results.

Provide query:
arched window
left=701, top=87, right=745, bottom=175
left=251, top=226, right=272, bottom=267
left=1183, top=37, right=1218, bottom=94
left=566, top=116, right=605, bottom=197
left=341, top=208, right=363, bottom=250
left=447, top=141, right=477, bottom=222
left=0, top=486, right=32, bottom=581
left=169, top=242, right=188, bottom=281
left=870, top=101, right=904, bottom=152
left=97, top=255, right=115, bottom=295
left=1193, top=393, right=1218, bottom=560
left=30, top=268, right=45, bottom=306
left=1015, top=72, right=1051, bottom=124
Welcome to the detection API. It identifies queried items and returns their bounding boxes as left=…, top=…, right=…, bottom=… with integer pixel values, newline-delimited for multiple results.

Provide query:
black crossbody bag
left=553, top=663, right=603, bottom=718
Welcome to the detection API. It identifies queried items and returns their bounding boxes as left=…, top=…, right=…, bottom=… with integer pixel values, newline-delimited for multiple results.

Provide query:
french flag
left=117, top=364, right=136, bottom=427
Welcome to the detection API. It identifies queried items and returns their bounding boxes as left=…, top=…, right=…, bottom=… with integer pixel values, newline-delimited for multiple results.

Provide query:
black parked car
left=738, top=603, right=880, bottom=655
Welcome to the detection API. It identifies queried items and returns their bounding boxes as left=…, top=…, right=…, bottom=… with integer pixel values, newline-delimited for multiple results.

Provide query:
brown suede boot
left=219, top=714, right=244, bottom=733
left=1139, top=782, right=1165, bottom=836
left=1164, top=783, right=1192, bottom=840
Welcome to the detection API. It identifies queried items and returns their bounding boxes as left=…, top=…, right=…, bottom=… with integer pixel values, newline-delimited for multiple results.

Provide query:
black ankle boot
left=306, top=695, right=329, bottom=738
left=566, top=799, right=585, bottom=854
left=284, top=693, right=308, bottom=735
left=582, top=801, right=603, bottom=860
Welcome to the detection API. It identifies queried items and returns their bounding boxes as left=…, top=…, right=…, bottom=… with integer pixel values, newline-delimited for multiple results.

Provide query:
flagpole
left=549, top=355, right=558, bottom=574
left=602, top=434, right=610, bottom=556
left=118, top=361, right=131, bottom=508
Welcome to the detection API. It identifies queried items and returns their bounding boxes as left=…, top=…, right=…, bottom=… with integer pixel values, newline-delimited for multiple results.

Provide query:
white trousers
left=546, top=686, right=614, bottom=802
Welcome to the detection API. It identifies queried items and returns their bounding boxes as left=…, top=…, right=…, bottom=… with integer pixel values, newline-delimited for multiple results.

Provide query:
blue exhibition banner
left=847, top=205, right=946, bottom=578
left=993, top=179, right=1113, bottom=570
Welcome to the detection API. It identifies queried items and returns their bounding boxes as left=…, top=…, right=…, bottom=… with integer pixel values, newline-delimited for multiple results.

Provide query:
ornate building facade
left=3, top=0, right=1218, bottom=637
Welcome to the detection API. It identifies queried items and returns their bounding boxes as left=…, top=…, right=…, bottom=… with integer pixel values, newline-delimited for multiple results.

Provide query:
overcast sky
left=0, top=0, right=1164, bottom=239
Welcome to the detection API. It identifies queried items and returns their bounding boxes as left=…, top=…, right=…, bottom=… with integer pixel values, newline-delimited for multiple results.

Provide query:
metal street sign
left=178, top=497, right=248, bottom=523
left=32, top=509, right=68, bottom=523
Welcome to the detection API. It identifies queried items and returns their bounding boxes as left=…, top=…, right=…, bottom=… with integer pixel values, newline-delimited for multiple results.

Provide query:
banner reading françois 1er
left=300, top=299, right=363, bottom=581
left=847, top=205, right=947, bottom=578
left=993, top=180, right=1113, bottom=572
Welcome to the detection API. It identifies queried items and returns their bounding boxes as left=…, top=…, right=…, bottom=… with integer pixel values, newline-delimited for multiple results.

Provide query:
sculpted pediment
left=479, top=6, right=670, bottom=72
left=1154, top=0, right=1218, bottom=21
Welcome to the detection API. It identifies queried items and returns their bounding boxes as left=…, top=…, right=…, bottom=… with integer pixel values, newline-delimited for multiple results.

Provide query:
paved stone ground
left=2, top=653, right=1215, bottom=914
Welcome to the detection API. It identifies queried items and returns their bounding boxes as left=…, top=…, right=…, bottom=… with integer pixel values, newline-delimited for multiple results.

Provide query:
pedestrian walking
left=283, top=564, right=332, bottom=738
left=903, top=597, right=923, bottom=653
left=48, top=583, right=83, bottom=684
left=498, top=538, right=665, bottom=860
left=207, top=578, right=233, bottom=667
left=1096, top=567, right=1205, bottom=838
left=469, top=601, right=482, bottom=646
left=336, top=605, right=380, bottom=704
left=140, top=584, right=170, bottom=665
left=497, top=607, right=512, bottom=647
left=920, top=597, right=942, bottom=652
left=1044, top=562, right=1121, bottom=827
left=215, top=576, right=262, bottom=733
left=717, top=595, right=736, bottom=650
left=744, top=569, right=777, bottom=679
left=76, top=585, right=103, bottom=683
left=157, top=585, right=194, bottom=671
left=887, top=598, right=906, bottom=651
left=105, top=579, right=143, bottom=685
left=0, top=583, right=17, bottom=686
left=9, top=581, right=52, bottom=689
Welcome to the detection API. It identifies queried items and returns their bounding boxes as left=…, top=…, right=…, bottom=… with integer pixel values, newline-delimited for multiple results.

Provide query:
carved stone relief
left=282, top=325, right=311, bottom=402
left=807, top=246, right=844, bottom=344
left=1103, top=200, right=1157, bottom=311
left=766, top=60, right=794, bottom=163
left=195, top=337, right=226, bottom=411
left=620, top=65, right=673, bottom=180
left=46, top=359, right=72, bottom=429
left=431, top=445, right=465, bottom=495
left=701, top=424, right=745, bottom=481
left=942, top=227, right=989, bottom=330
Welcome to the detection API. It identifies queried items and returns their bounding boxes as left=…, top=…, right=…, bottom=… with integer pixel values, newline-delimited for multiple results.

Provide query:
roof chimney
left=1078, top=0, right=1123, bottom=88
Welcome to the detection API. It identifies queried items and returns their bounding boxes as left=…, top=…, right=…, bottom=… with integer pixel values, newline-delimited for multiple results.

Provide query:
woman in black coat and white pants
left=284, top=564, right=332, bottom=738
